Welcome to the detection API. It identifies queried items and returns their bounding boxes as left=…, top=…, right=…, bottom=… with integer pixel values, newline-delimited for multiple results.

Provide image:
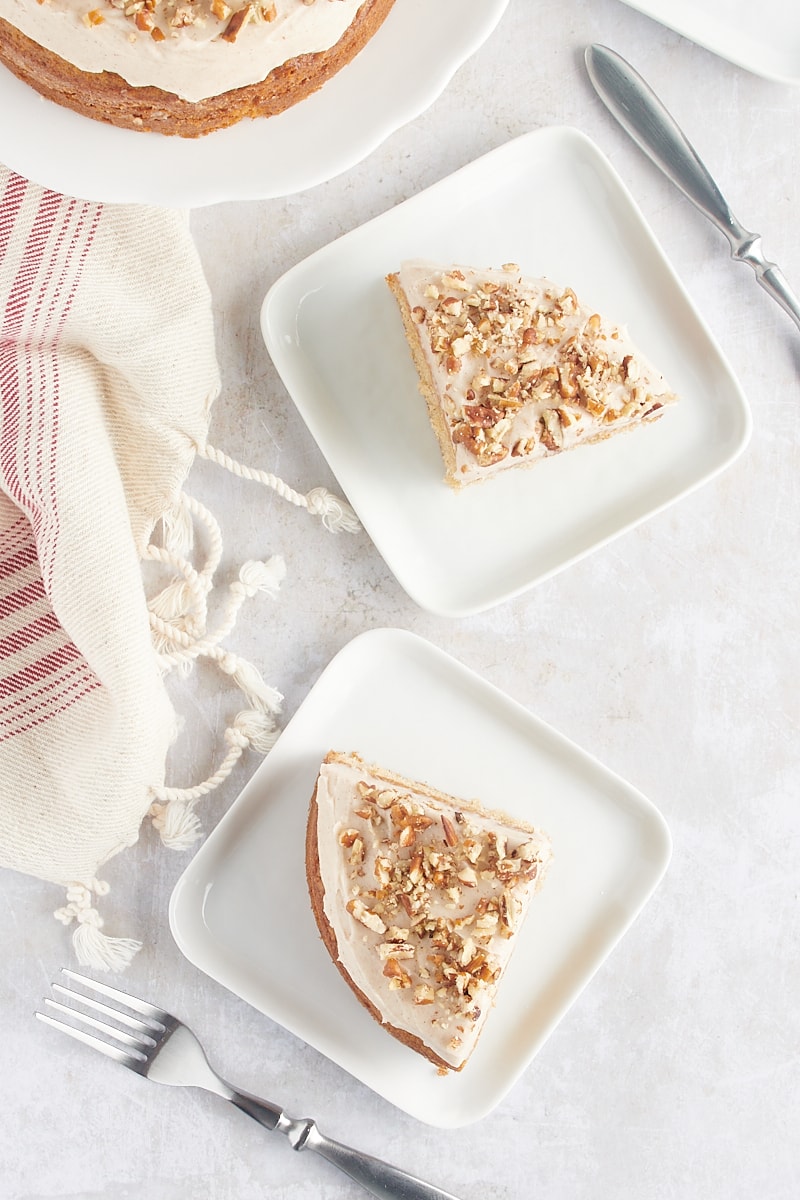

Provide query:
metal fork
left=36, top=970, right=464, bottom=1200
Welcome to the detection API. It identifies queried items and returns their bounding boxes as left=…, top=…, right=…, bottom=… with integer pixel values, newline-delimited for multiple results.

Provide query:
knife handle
left=586, top=43, right=800, bottom=334
left=753, top=263, right=800, bottom=334
left=724, top=231, right=800, bottom=332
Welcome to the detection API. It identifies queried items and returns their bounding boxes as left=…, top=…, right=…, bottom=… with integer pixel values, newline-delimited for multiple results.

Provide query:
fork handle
left=226, top=1088, right=284, bottom=1130
left=224, top=1086, right=463, bottom=1200
left=298, top=1121, right=464, bottom=1200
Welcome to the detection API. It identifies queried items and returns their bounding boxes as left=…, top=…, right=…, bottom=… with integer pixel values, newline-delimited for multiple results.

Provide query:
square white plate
left=169, top=628, right=672, bottom=1128
left=619, top=0, right=800, bottom=85
left=261, top=126, right=751, bottom=618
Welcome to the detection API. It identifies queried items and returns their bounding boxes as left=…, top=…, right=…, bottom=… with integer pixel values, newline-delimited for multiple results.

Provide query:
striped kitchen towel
left=0, top=166, right=360, bottom=970
left=0, top=166, right=223, bottom=967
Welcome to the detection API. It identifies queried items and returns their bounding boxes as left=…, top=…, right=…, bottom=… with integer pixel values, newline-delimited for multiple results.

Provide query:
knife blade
left=585, top=43, right=800, bottom=335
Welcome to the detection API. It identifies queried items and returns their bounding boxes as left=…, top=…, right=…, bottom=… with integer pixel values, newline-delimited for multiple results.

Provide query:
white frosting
left=395, top=262, right=677, bottom=486
left=314, top=754, right=552, bottom=1069
left=0, top=0, right=363, bottom=102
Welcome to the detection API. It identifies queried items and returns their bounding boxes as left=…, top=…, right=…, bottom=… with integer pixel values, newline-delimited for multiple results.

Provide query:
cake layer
left=0, top=0, right=394, bottom=135
left=306, top=751, right=553, bottom=1071
left=1, top=0, right=361, bottom=100
left=387, top=261, right=678, bottom=487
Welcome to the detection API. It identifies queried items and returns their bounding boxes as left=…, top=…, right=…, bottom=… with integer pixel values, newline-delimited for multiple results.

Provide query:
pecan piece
left=441, top=816, right=458, bottom=847
left=221, top=4, right=252, bottom=41
left=383, top=957, right=412, bottom=988
left=463, top=404, right=504, bottom=428
left=539, top=409, right=564, bottom=452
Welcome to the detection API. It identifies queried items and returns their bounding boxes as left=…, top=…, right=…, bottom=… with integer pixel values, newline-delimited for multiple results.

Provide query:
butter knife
left=585, top=43, right=800, bottom=335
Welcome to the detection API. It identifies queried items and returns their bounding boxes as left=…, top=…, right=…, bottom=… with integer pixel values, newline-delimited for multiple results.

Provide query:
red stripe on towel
left=0, top=175, right=104, bottom=734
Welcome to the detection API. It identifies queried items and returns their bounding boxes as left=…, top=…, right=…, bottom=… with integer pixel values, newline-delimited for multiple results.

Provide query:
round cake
left=0, top=0, right=396, bottom=137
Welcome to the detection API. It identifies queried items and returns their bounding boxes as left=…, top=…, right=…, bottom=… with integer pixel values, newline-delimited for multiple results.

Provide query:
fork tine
left=43, top=998, right=155, bottom=1052
left=61, top=969, right=169, bottom=1023
left=35, top=1010, right=145, bottom=1068
left=52, top=983, right=163, bottom=1037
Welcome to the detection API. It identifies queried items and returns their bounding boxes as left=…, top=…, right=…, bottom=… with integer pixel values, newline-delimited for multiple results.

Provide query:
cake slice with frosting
left=305, top=750, right=553, bottom=1072
left=387, top=261, right=678, bottom=487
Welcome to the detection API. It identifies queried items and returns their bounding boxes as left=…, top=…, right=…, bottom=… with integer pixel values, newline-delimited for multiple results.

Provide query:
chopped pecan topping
left=340, top=792, right=548, bottom=1023
left=408, top=266, right=673, bottom=470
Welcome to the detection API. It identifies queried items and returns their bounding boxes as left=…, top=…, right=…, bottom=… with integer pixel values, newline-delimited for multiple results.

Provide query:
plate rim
left=169, top=625, right=673, bottom=1127
left=619, top=0, right=800, bottom=85
left=260, top=125, right=752, bottom=618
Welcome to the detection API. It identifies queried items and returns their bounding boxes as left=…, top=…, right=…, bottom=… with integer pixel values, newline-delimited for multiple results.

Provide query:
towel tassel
left=54, top=880, right=141, bottom=972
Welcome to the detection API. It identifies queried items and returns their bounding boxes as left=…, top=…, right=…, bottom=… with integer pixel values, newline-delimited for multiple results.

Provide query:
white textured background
left=1, top=0, right=799, bottom=1197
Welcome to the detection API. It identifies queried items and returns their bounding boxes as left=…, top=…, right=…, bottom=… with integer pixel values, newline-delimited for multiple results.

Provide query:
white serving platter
left=261, top=126, right=751, bottom=617
left=619, top=0, right=800, bottom=85
left=170, top=627, right=672, bottom=1128
left=0, top=0, right=509, bottom=205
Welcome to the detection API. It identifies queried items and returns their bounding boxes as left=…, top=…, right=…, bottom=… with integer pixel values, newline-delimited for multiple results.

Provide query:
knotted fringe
left=147, top=445, right=359, bottom=835
left=196, top=442, right=361, bottom=533
left=54, top=880, right=142, bottom=972
left=54, top=447, right=359, bottom=970
left=145, top=502, right=286, bottom=848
